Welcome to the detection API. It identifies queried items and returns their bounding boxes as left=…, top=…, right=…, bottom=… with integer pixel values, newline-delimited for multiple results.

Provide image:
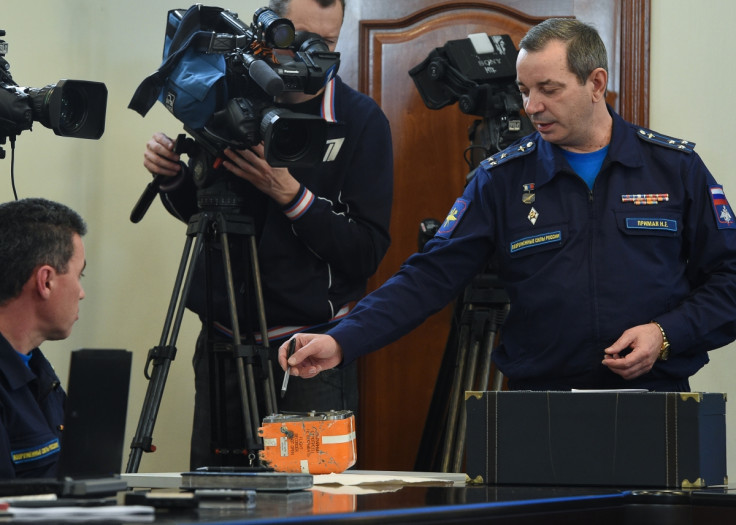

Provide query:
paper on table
left=314, top=472, right=459, bottom=486
left=3, top=504, right=155, bottom=520
left=312, top=484, right=402, bottom=496
left=122, top=472, right=182, bottom=489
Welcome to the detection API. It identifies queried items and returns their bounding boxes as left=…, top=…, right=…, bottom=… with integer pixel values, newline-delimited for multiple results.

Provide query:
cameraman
left=142, top=0, right=393, bottom=468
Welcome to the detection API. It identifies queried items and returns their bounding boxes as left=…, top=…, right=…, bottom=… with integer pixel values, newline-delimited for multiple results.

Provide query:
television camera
left=128, top=5, right=340, bottom=222
left=0, top=29, right=107, bottom=159
left=410, top=33, right=533, bottom=168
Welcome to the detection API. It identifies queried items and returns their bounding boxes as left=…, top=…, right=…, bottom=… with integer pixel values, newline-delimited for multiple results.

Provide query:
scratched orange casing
left=258, top=410, right=356, bottom=474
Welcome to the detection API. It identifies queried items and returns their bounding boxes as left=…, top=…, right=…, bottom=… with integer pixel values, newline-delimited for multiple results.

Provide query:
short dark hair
left=0, top=198, right=87, bottom=304
left=269, top=0, right=346, bottom=19
left=519, top=18, right=607, bottom=85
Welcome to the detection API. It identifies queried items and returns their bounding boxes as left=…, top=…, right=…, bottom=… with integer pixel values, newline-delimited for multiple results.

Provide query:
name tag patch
left=11, top=438, right=60, bottom=465
left=510, top=230, right=562, bottom=253
left=625, top=218, right=678, bottom=232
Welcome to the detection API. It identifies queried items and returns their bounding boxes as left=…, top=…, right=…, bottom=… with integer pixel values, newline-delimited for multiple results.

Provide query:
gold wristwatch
left=652, top=321, right=670, bottom=361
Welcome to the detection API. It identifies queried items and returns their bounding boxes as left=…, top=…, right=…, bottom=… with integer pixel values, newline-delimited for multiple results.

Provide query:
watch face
left=659, top=345, right=670, bottom=361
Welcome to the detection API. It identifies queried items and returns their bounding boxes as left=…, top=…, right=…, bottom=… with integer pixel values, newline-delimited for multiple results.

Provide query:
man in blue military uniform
left=278, top=18, right=736, bottom=392
left=0, top=198, right=87, bottom=478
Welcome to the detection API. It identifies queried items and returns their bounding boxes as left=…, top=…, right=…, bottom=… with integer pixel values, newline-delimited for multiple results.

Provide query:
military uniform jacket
left=330, top=107, right=736, bottom=389
left=0, top=333, right=65, bottom=478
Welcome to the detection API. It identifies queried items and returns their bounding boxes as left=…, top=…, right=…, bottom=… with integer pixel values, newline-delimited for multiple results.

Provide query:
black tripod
left=414, top=113, right=534, bottom=473
left=126, top=180, right=277, bottom=473
left=414, top=271, right=508, bottom=473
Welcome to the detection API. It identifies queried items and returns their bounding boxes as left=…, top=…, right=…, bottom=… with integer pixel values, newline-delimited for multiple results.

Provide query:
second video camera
left=0, top=30, right=107, bottom=153
left=410, top=33, right=533, bottom=156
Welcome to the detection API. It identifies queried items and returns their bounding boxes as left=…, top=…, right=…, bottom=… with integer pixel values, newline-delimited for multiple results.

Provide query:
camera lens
left=265, top=114, right=310, bottom=161
left=55, top=85, right=87, bottom=134
left=26, top=80, right=107, bottom=139
left=260, top=108, right=326, bottom=167
left=28, top=84, right=65, bottom=130
left=253, top=8, right=294, bottom=49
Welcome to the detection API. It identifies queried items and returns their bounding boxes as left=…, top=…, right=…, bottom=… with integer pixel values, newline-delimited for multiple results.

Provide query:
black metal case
left=465, top=391, right=727, bottom=488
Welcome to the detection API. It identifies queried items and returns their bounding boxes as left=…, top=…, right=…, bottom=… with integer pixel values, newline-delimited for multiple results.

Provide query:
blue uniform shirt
left=329, top=107, right=736, bottom=390
left=0, top=333, right=66, bottom=478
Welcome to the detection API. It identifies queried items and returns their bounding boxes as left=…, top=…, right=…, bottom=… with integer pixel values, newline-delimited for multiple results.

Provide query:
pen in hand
left=280, top=338, right=296, bottom=399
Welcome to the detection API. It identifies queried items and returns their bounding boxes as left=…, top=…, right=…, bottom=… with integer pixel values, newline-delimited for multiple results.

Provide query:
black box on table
left=465, top=391, right=727, bottom=488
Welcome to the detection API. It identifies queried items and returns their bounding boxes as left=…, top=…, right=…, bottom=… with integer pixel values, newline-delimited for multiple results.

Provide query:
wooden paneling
left=619, top=0, right=651, bottom=126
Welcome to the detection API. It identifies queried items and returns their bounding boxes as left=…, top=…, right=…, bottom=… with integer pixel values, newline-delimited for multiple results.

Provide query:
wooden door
left=335, top=0, right=650, bottom=470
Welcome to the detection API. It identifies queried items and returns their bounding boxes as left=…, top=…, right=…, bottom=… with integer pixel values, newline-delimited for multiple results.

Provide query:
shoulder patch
left=636, top=128, right=695, bottom=153
left=709, top=185, right=736, bottom=229
left=436, top=197, right=470, bottom=239
left=481, top=140, right=536, bottom=170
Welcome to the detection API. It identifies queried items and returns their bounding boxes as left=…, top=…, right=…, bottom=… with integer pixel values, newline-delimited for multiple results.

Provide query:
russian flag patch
left=710, top=185, right=736, bottom=229
left=436, top=198, right=469, bottom=238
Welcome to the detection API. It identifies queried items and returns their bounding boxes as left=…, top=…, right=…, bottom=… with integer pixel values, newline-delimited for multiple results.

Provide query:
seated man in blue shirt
left=0, top=198, right=87, bottom=478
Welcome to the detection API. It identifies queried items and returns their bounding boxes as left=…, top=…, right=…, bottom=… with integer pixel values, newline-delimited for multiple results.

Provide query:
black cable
left=9, top=135, right=17, bottom=200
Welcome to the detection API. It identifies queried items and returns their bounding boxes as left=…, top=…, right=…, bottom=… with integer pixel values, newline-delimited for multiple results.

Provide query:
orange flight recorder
left=259, top=410, right=356, bottom=474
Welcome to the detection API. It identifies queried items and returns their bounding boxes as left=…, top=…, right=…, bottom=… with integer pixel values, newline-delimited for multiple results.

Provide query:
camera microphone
left=247, top=58, right=284, bottom=98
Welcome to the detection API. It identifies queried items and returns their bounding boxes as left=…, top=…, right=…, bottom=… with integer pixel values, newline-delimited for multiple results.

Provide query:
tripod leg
left=491, top=366, right=504, bottom=391
left=415, top=300, right=463, bottom=471
left=248, top=235, right=277, bottom=415
left=198, top=211, right=280, bottom=466
left=476, top=322, right=496, bottom=391
left=440, top=317, right=471, bottom=472
left=451, top=302, right=509, bottom=472
left=477, top=304, right=508, bottom=391
left=220, top=230, right=261, bottom=446
left=450, top=312, right=484, bottom=473
left=490, top=305, right=509, bottom=391
left=126, top=224, right=205, bottom=473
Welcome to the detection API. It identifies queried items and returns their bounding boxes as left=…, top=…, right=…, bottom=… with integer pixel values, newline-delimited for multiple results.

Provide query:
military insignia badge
left=527, top=207, right=539, bottom=225
left=710, top=185, right=736, bottom=229
left=621, top=193, right=669, bottom=205
left=522, top=183, right=535, bottom=204
left=436, top=197, right=470, bottom=238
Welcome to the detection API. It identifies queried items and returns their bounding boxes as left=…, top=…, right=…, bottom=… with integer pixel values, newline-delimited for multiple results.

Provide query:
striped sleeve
left=283, top=185, right=315, bottom=220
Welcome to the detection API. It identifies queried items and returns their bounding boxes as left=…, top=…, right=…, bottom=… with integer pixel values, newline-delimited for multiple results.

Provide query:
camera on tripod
left=130, top=4, right=339, bottom=176
left=410, top=35, right=520, bottom=473
left=410, top=33, right=533, bottom=161
left=0, top=30, right=107, bottom=157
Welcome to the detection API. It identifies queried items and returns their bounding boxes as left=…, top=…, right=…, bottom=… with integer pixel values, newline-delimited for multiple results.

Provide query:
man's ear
left=589, top=67, right=608, bottom=102
left=34, top=265, right=55, bottom=299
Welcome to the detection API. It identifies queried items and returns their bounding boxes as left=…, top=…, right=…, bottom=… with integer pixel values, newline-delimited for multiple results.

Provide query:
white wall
left=650, top=0, right=736, bottom=481
left=2, top=0, right=735, bottom=478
